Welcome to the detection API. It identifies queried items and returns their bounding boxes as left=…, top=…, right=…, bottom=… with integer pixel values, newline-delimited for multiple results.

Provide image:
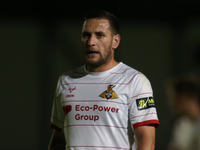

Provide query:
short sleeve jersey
left=50, top=62, right=159, bottom=150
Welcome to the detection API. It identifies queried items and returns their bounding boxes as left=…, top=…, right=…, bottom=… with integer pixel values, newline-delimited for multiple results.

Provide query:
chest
left=59, top=79, right=131, bottom=125
left=60, top=81, right=130, bottom=105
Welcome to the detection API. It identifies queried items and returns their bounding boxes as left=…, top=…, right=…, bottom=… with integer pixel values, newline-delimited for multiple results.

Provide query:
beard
left=85, top=45, right=113, bottom=69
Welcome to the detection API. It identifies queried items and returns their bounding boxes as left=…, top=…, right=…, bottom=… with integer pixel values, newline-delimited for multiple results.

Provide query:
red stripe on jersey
left=66, top=145, right=130, bottom=150
left=131, top=92, right=152, bottom=98
left=130, top=113, right=157, bottom=119
left=110, top=67, right=132, bottom=74
left=61, top=73, right=142, bottom=85
left=64, top=124, right=128, bottom=129
left=50, top=123, right=62, bottom=132
left=62, top=100, right=129, bottom=105
left=133, top=120, right=160, bottom=129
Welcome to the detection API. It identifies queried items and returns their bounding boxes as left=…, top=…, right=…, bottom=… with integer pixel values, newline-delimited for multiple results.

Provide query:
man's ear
left=112, top=34, right=121, bottom=49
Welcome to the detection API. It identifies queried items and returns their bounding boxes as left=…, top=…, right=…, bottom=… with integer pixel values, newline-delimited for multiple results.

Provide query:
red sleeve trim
left=50, top=122, right=62, bottom=132
left=133, top=120, right=160, bottom=129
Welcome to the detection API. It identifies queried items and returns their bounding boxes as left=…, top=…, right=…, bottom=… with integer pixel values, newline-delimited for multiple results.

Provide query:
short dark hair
left=84, top=10, right=119, bottom=35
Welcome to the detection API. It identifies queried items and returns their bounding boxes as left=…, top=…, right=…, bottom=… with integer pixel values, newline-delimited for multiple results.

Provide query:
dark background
left=1, top=2, right=200, bottom=149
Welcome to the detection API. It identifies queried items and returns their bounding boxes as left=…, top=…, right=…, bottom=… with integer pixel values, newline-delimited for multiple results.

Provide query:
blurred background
left=1, top=2, right=200, bottom=150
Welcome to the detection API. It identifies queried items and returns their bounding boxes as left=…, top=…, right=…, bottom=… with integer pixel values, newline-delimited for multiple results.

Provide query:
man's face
left=81, top=19, right=114, bottom=68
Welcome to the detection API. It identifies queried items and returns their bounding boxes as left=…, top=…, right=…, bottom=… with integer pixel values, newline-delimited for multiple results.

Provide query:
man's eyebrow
left=94, top=31, right=106, bottom=36
left=82, top=31, right=91, bottom=35
left=82, top=30, right=107, bottom=36
left=95, top=30, right=106, bottom=33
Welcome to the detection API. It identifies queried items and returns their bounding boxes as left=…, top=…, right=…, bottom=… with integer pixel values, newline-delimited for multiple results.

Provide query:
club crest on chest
left=99, top=84, right=119, bottom=100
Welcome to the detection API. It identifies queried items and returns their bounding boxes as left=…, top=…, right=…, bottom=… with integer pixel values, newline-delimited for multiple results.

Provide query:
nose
left=87, top=34, right=96, bottom=46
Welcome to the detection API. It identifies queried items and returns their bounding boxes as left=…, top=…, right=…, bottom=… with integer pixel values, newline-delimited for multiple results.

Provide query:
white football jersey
left=50, top=62, right=159, bottom=150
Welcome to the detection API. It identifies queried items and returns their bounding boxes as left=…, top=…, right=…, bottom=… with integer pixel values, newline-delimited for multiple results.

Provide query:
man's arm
left=48, top=129, right=66, bottom=150
left=134, top=125, right=156, bottom=150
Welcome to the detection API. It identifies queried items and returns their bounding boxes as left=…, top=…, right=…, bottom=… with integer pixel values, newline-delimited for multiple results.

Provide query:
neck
left=87, top=60, right=119, bottom=72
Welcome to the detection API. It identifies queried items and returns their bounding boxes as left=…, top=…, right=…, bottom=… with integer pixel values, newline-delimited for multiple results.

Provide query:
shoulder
left=119, top=63, right=149, bottom=83
left=112, top=63, right=140, bottom=78
left=56, top=65, right=87, bottom=87
left=60, top=65, right=88, bottom=80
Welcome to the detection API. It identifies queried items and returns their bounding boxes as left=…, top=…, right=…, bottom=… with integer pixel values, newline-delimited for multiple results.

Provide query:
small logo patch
left=63, top=105, right=72, bottom=115
left=136, top=97, right=155, bottom=110
left=99, top=84, right=119, bottom=100
left=68, top=87, right=76, bottom=93
left=66, top=94, right=74, bottom=98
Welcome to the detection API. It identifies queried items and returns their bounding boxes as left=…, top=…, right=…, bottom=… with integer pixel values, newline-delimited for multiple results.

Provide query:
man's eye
left=82, top=33, right=90, bottom=38
left=97, top=33, right=104, bottom=37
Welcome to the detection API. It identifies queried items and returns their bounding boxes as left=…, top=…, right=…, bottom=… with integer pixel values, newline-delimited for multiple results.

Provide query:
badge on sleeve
left=136, top=97, right=155, bottom=110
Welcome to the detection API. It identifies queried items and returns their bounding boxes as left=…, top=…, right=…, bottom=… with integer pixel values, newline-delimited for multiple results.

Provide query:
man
left=166, top=74, right=200, bottom=150
left=49, top=10, right=159, bottom=150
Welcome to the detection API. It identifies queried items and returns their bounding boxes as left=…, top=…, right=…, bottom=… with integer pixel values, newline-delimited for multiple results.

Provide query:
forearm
left=136, top=135, right=155, bottom=150
left=134, top=125, right=156, bottom=150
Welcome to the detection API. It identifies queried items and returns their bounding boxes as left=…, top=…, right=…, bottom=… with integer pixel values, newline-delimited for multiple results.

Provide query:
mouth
left=86, top=50, right=99, bottom=56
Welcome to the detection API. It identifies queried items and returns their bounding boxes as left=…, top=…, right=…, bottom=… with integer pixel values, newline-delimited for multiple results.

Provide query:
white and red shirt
left=50, top=62, right=159, bottom=150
